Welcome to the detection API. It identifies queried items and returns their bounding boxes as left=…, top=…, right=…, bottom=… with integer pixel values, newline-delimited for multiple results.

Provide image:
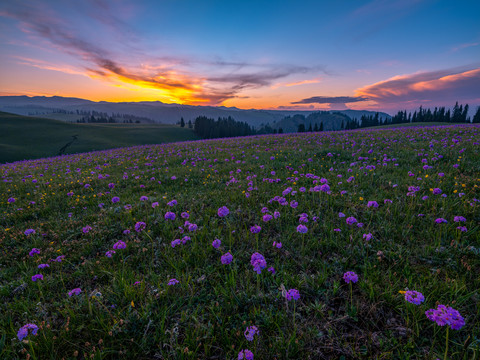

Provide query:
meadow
left=0, top=124, right=479, bottom=359
left=0, top=112, right=198, bottom=164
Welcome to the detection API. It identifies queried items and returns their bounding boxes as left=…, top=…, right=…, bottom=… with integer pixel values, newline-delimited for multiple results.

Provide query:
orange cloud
left=355, top=67, right=480, bottom=108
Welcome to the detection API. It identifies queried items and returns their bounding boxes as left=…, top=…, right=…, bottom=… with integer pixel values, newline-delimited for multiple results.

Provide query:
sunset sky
left=0, top=0, right=479, bottom=113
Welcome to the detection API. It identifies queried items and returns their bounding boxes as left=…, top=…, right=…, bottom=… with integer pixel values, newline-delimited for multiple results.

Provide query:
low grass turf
left=0, top=124, right=479, bottom=359
left=0, top=112, right=199, bottom=164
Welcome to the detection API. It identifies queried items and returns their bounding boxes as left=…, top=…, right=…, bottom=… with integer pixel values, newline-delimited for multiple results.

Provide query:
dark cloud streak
left=291, top=96, right=369, bottom=104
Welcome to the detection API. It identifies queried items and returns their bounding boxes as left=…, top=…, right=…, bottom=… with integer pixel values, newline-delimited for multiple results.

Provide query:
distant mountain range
left=0, top=95, right=391, bottom=129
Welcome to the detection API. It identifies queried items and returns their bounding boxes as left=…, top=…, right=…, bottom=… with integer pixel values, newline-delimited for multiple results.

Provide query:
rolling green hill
left=0, top=111, right=199, bottom=163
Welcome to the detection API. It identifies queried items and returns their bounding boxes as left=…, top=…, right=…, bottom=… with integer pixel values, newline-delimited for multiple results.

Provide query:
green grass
left=0, top=124, right=479, bottom=359
left=0, top=112, right=198, bottom=163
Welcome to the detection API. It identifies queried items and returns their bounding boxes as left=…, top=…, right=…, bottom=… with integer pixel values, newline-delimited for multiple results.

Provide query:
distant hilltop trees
left=193, top=115, right=281, bottom=139
left=75, top=110, right=154, bottom=124
left=27, top=108, right=155, bottom=123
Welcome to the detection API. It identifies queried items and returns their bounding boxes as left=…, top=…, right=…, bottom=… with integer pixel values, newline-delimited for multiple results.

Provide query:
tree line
left=389, top=102, right=477, bottom=124
left=186, top=102, right=480, bottom=139
left=321, top=102, right=479, bottom=133
left=192, top=116, right=283, bottom=139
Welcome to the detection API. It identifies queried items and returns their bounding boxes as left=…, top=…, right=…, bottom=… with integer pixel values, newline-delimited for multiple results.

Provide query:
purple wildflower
left=367, top=201, right=379, bottom=208
left=31, top=274, right=43, bottom=282
left=262, top=214, right=273, bottom=222
left=165, top=211, right=176, bottom=220
left=212, top=239, right=221, bottom=249
left=17, top=323, right=39, bottom=340
left=105, top=250, right=116, bottom=258
left=296, top=224, right=308, bottom=233
left=24, top=229, right=36, bottom=236
left=320, top=184, right=330, bottom=192
left=238, top=349, right=254, bottom=360
left=8, top=197, right=15, bottom=203
left=112, top=196, right=120, bottom=203
left=346, top=217, right=357, bottom=225
left=82, top=225, right=92, bottom=234
left=29, top=248, right=41, bottom=257
left=181, top=212, right=189, bottom=219
left=405, top=290, right=425, bottom=305
left=299, top=216, right=308, bottom=223
left=52, top=255, right=65, bottom=262
left=38, top=264, right=49, bottom=269
left=285, top=288, right=300, bottom=301
left=217, top=206, right=230, bottom=217
left=273, top=241, right=282, bottom=249
left=343, top=271, right=358, bottom=283
left=135, top=221, right=146, bottom=232
left=425, top=305, right=465, bottom=330
left=171, top=239, right=181, bottom=248
left=221, top=252, right=233, bottom=265
left=167, top=278, right=179, bottom=286
left=454, top=216, right=466, bottom=222
left=244, top=326, right=258, bottom=341
left=68, top=288, right=82, bottom=297
left=113, top=240, right=126, bottom=250
left=250, top=225, right=261, bottom=234
left=363, top=233, right=373, bottom=241
left=250, top=252, right=267, bottom=274
left=435, top=218, right=448, bottom=224
left=167, top=199, right=177, bottom=206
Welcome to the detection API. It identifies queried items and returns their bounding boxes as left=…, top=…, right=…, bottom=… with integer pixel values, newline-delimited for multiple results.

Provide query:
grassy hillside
left=0, top=125, right=478, bottom=359
left=0, top=112, right=198, bottom=163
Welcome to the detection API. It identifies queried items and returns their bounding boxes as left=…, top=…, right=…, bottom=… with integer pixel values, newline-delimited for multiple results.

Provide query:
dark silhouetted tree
left=462, top=104, right=469, bottom=122
left=472, top=107, right=480, bottom=123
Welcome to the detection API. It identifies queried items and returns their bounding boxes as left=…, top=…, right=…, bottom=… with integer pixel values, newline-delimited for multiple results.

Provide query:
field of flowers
left=1, top=124, right=479, bottom=359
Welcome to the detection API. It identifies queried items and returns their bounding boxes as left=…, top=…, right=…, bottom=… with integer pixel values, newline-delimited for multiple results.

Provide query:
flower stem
left=444, top=327, right=449, bottom=360
left=349, top=282, right=353, bottom=309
